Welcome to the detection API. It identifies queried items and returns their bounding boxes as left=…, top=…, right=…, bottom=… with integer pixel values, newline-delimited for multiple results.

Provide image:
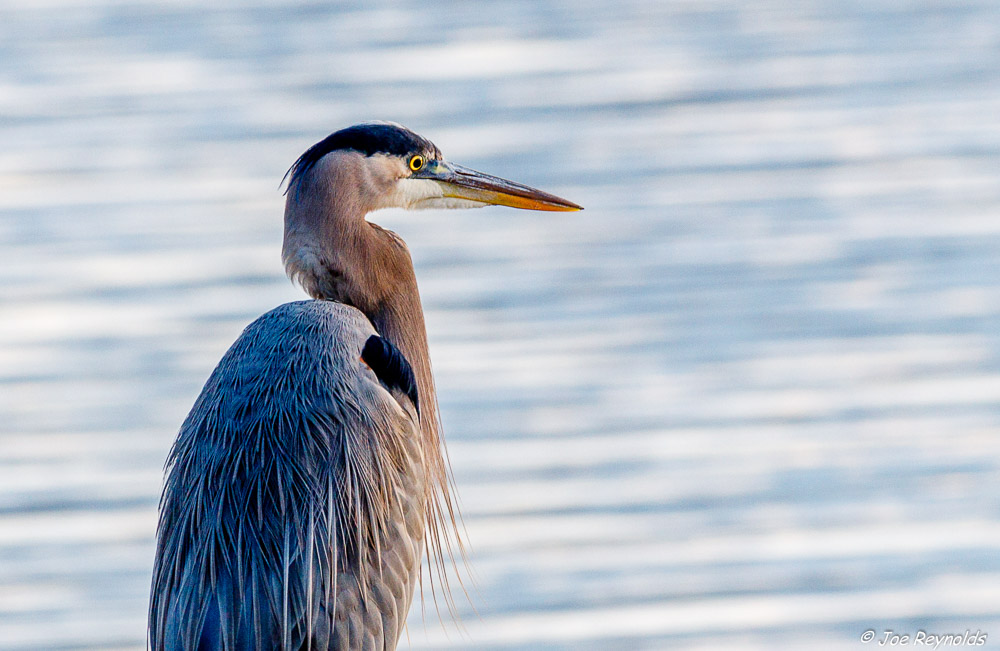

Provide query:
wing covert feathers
left=150, top=301, right=427, bottom=650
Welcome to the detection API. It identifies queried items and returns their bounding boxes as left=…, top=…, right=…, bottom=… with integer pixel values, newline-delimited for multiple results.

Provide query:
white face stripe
left=359, top=153, right=491, bottom=211
left=392, top=177, right=444, bottom=208
left=393, top=178, right=491, bottom=210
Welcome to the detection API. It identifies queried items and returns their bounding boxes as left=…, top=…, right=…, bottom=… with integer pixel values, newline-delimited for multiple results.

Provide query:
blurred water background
left=2, top=1, right=1000, bottom=649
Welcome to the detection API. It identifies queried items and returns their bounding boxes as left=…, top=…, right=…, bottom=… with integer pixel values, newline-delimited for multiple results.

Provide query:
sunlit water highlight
left=1, top=1, right=999, bottom=649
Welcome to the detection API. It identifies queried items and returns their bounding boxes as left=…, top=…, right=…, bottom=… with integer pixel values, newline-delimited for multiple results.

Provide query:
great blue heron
left=149, top=122, right=581, bottom=650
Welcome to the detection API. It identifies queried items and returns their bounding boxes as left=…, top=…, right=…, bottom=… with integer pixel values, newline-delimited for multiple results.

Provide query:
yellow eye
left=408, top=155, right=424, bottom=172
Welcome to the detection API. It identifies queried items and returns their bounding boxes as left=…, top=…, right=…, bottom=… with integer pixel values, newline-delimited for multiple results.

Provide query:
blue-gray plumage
left=152, top=302, right=423, bottom=649
left=149, top=122, right=581, bottom=651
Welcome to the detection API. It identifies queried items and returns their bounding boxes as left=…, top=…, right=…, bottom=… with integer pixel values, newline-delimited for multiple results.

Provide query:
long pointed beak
left=416, top=160, right=583, bottom=212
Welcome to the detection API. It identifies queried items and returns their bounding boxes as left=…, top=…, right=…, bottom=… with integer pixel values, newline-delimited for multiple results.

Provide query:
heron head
left=284, top=121, right=582, bottom=213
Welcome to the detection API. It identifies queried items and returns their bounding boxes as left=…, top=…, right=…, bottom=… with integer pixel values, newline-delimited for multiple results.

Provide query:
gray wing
left=149, top=300, right=426, bottom=651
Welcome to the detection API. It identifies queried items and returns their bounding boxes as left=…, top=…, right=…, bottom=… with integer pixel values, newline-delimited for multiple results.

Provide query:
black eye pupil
left=410, top=156, right=423, bottom=171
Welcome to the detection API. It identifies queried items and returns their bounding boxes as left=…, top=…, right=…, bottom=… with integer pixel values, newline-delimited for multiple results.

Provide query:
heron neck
left=355, top=224, right=435, bottom=413
left=282, top=155, right=441, bottom=452
left=365, top=265, right=435, bottom=412
left=342, top=225, right=443, bottom=484
left=281, top=153, right=456, bottom=578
